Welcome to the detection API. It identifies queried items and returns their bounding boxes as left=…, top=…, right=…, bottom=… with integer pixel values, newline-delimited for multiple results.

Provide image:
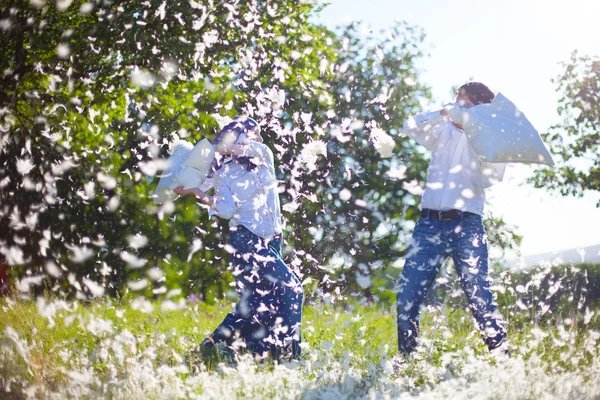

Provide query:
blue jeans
left=396, top=213, right=507, bottom=354
left=212, top=227, right=303, bottom=359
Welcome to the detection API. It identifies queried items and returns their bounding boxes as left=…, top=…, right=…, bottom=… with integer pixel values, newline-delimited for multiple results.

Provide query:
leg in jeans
left=449, top=214, right=507, bottom=350
left=397, top=217, right=447, bottom=355
left=211, top=228, right=303, bottom=359
left=268, top=236, right=304, bottom=358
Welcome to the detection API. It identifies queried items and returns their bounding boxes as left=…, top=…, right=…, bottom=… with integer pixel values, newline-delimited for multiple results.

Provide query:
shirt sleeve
left=477, top=160, right=506, bottom=188
left=402, top=110, right=446, bottom=151
left=208, top=173, right=236, bottom=220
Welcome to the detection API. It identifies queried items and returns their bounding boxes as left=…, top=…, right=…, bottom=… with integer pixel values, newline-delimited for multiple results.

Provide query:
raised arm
left=174, top=186, right=215, bottom=208
left=402, top=110, right=447, bottom=150
left=174, top=174, right=236, bottom=219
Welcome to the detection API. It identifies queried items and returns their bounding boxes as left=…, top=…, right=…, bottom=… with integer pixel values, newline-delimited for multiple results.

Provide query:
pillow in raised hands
left=182, top=138, right=215, bottom=175
left=153, top=141, right=193, bottom=204
left=153, top=139, right=216, bottom=204
left=446, top=92, right=555, bottom=166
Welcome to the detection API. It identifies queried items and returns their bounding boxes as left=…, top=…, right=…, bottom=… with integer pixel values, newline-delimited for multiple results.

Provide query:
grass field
left=0, top=295, right=599, bottom=399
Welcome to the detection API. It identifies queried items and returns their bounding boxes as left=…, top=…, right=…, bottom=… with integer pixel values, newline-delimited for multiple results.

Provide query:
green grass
left=0, top=295, right=599, bottom=399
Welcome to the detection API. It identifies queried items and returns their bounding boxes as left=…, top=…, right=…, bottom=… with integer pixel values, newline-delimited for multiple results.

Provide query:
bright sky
left=316, top=0, right=600, bottom=257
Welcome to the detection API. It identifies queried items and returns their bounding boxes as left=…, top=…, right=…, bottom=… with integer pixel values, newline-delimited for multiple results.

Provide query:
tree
left=0, top=0, right=520, bottom=302
left=277, top=20, right=433, bottom=299
left=530, top=51, right=600, bottom=206
left=0, top=0, right=338, bottom=299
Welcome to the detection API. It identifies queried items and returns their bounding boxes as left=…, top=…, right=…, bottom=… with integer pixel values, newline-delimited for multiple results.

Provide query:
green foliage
left=530, top=51, right=600, bottom=206
left=0, top=0, right=521, bottom=302
left=0, top=0, right=339, bottom=299
left=282, top=20, right=434, bottom=297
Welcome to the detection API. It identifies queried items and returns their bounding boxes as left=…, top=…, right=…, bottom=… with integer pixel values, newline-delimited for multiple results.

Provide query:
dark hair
left=209, top=117, right=261, bottom=176
left=211, top=117, right=260, bottom=149
left=458, top=82, right=495, bottom=105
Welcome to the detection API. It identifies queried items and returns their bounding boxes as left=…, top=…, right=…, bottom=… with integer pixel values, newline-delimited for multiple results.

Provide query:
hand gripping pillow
left=175, top=166, right=206, bottom=189
left=153, top=139, right=217, bottom=204
left=446, top=93, right=555, bottom=166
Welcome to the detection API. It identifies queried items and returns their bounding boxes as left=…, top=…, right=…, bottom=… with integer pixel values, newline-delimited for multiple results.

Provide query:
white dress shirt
left=403, top=110, right=506, bottom=216
left=209, top=142, right=283, bottom=239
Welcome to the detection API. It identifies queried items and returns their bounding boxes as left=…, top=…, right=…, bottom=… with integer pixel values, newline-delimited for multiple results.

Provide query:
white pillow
left=446, top=92, right=555, bottom=166
left=182, top=138, right=215, bottom=174
left=152, top=140, right=214, bottom=204
left=175, top=166, right=207, bottom=190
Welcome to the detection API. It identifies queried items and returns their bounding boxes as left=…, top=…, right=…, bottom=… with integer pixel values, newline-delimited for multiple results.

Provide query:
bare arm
left=175, top=172, right=237, bottom=219
left=174, top=186, right=215, bottom=208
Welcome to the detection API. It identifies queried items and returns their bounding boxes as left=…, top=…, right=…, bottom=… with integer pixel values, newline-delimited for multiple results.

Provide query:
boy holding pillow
left=397, top=82, right=508, bottom=358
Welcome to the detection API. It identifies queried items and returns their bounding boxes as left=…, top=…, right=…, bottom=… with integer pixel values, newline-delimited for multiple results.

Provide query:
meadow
left=1, top=294, right=599, bottom=399
left=2, top=1, right=600, bottom=399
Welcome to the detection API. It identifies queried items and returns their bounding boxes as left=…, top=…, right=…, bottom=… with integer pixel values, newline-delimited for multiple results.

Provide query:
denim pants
left=396, top=213, right=507, bottom=354
left=212, top=227, right=304, bottom=359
